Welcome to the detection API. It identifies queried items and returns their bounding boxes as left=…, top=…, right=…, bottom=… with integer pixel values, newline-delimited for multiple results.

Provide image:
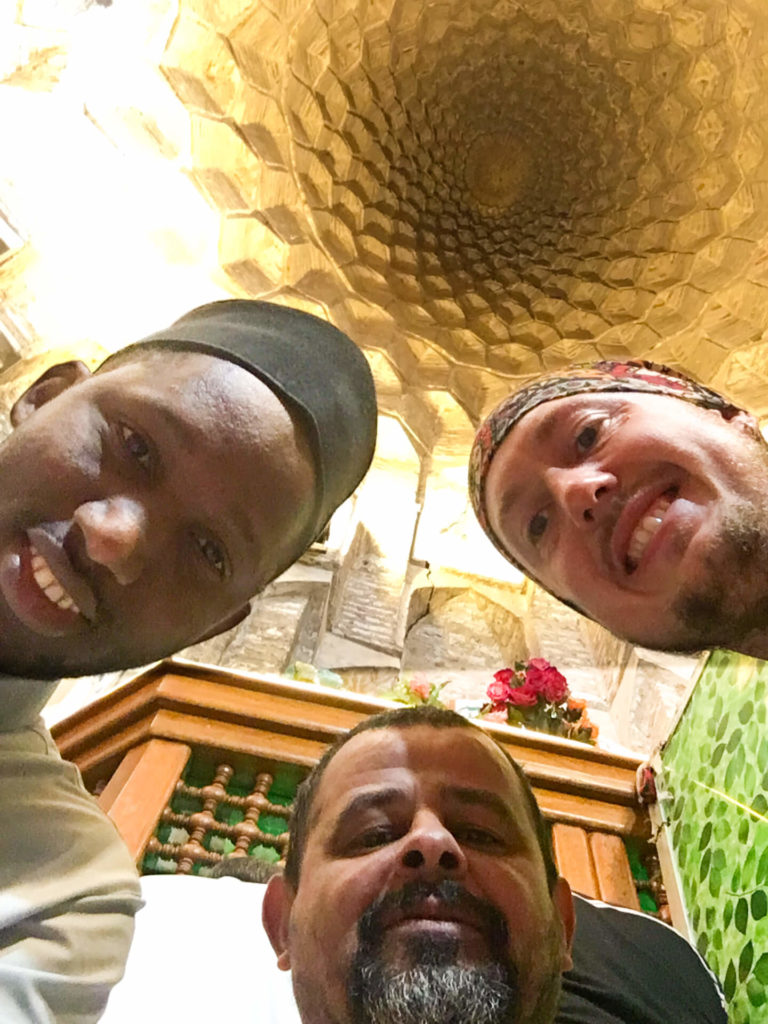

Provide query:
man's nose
left=549, top=466, right=618, bottom=528
left=73, top=497, right=148, bottom=585
left=400, top=812, right=466, bottom=876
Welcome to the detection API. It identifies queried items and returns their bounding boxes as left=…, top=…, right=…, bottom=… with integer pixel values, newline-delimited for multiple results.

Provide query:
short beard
left=347, top=880, right=518, bottom=1024
left=352, top=954, right=512, bottom=1024
left=669, top=496, right=768, bottom=653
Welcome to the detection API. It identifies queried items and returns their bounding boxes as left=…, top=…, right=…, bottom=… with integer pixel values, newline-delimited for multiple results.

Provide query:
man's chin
left=0, top=636, right=152, bottom=680
left=349, top=957, right=518, bottom=1024
left=667, top=509, right=768, bottom=654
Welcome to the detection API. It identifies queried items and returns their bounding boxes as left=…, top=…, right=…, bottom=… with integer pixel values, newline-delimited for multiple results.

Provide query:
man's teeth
left=626, top=494, right=674, bottom=571
left=29, top=546, right=80, bottom=614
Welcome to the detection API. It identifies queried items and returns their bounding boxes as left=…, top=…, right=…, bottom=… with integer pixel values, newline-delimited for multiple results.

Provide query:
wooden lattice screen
left=52, top=660, right=666, bottom=917
left=143, top=756, right=292, bottom=875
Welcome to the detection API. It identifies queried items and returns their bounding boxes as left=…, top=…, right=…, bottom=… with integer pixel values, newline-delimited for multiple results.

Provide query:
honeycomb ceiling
left=162, top=0, right=768, bottom=449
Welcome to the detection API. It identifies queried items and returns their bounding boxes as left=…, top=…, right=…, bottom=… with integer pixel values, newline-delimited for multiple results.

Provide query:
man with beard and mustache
left=263, top=706, right=726, bottom=1024
left=0, top=299, right=377, bottom=1022
left=468, top=360, right=768, bottom=657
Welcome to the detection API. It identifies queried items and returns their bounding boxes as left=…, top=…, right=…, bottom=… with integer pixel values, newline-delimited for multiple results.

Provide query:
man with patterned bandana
left=470, top=360, right=768, bottom=657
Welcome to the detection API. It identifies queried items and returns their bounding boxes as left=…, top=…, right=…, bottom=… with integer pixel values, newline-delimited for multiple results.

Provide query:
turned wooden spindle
left=148, top=760, right=291, bottom=873
left=176, top=764, right=233, bottom=873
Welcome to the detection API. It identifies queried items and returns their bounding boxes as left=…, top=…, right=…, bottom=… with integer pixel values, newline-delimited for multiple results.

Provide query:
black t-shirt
left=557, top=896, right=727, bottom=1023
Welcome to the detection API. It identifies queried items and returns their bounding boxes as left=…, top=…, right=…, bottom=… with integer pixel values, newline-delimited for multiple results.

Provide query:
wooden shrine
left=52, top=660, right=661, bottom=914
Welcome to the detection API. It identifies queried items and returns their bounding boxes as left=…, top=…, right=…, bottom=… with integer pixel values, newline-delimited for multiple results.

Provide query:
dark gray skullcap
left=101, top=300, right=377, bottom=566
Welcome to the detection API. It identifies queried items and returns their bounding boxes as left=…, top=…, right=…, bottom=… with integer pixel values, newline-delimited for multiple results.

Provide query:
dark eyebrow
left=442, top=785, right=517, bottom=826
left=324, top=786, right=405, bottom=837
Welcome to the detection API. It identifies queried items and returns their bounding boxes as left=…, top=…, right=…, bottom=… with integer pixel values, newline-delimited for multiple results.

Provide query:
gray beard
left=347, top=881, right=519, bottom=1024
left=350, top=948, right=515, bottom=1024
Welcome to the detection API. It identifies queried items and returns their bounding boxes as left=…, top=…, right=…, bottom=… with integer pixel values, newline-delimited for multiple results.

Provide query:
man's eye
left=356, top=826, right=395, bottom=849
left=119, top=424, right=152, bottom=470
left=575, top=424, right=599, bottom=453
left=528, top=511, right=548, bottom=543
left=454, top=826, right=500, bottom=847
left=194, top=535, right=228, bottom=578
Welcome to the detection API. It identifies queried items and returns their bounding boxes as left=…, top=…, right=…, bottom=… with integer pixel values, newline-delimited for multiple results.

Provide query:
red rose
left=526, top=658, right=551, bottom=672
left=487, top=678, right=514, bottom=704
left=506, top=683, right=539, bottom=707
left=493, top=668, right=517, bottom=686
left=540, top=667, right=568, bottom=703
left=525, top=659, right=568, bottom=703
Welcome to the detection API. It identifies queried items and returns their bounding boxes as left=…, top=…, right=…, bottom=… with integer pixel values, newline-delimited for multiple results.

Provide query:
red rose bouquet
left=481, top=659, right=598, bottom=744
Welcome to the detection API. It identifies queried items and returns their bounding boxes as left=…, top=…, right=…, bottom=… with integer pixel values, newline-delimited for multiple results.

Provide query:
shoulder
left=557, top=896, right=727, bottom=1024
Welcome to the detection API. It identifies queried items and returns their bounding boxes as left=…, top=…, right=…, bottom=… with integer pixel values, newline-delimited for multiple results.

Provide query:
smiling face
left=0, top=350, right=316, bottom=677
left=264, top=726, right=573, bottom=1024
left=483, top=391, right=768, bottom=651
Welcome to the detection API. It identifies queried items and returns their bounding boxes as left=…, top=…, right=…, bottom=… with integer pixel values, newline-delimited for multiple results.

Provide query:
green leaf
left=751, top=889, right=767, bottom=921
left=757, top=849, right=768, bottom=886
left=739, top=700, right=754, bottom=725
left=699, top=821, right=712, bottom=850
left=747, top=978, right=767, bottom=1008
left=739, top=941, right=754, bottom=983
left=727, top=728, right=744, bottom=754
left=711, top=743, right=726, bottom=768
left=699, top=848, right=712, bottom=883
left=723, top=961, right=737, bottom=1001
left=724, top=899, right=734, bottom=929
left=735, top=897, right=749, bottom=935
left=753, top=953, right=768, bottom=984
left=725, top=744, right=746, bottom=790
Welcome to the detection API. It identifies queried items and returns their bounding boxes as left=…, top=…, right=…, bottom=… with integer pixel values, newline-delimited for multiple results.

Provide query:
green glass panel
left=660, top=651, right=768, bottom=1023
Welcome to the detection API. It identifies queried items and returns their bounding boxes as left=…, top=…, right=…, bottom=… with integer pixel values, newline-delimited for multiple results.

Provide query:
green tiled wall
left=661, top=650, right=768, bottom=1024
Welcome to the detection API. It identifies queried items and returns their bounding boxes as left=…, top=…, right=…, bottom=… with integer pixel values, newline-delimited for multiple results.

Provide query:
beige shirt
left=0, top=676, right=142, bottom=1023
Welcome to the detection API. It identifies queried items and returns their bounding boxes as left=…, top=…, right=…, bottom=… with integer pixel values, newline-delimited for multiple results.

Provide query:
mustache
left=357, top=879, right=509, bottom=954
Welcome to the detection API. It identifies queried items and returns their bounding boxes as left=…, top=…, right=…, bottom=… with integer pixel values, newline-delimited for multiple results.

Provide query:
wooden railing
left=52, top=659, right=653, bottom=910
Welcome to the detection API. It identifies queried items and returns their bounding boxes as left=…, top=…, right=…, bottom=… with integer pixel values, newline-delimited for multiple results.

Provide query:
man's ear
left=262, top=874, right=294, bottom=971
left=553, top=877, right=575, bottom=972
left=190, top=603, right=251, bottom=644
left=11, top=360, right=91, bottom=427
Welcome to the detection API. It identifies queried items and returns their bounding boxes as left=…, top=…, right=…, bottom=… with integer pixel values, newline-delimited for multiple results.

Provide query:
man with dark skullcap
left=0, top=299, right=377, bottom=1022
left=469, top=359, right=768, bottom=655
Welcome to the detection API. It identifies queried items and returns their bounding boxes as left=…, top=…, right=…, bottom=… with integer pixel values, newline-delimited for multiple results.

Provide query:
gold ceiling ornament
left=162, top=0, right=768, bottom=434
left=464, top=132, right=531, bottom=211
